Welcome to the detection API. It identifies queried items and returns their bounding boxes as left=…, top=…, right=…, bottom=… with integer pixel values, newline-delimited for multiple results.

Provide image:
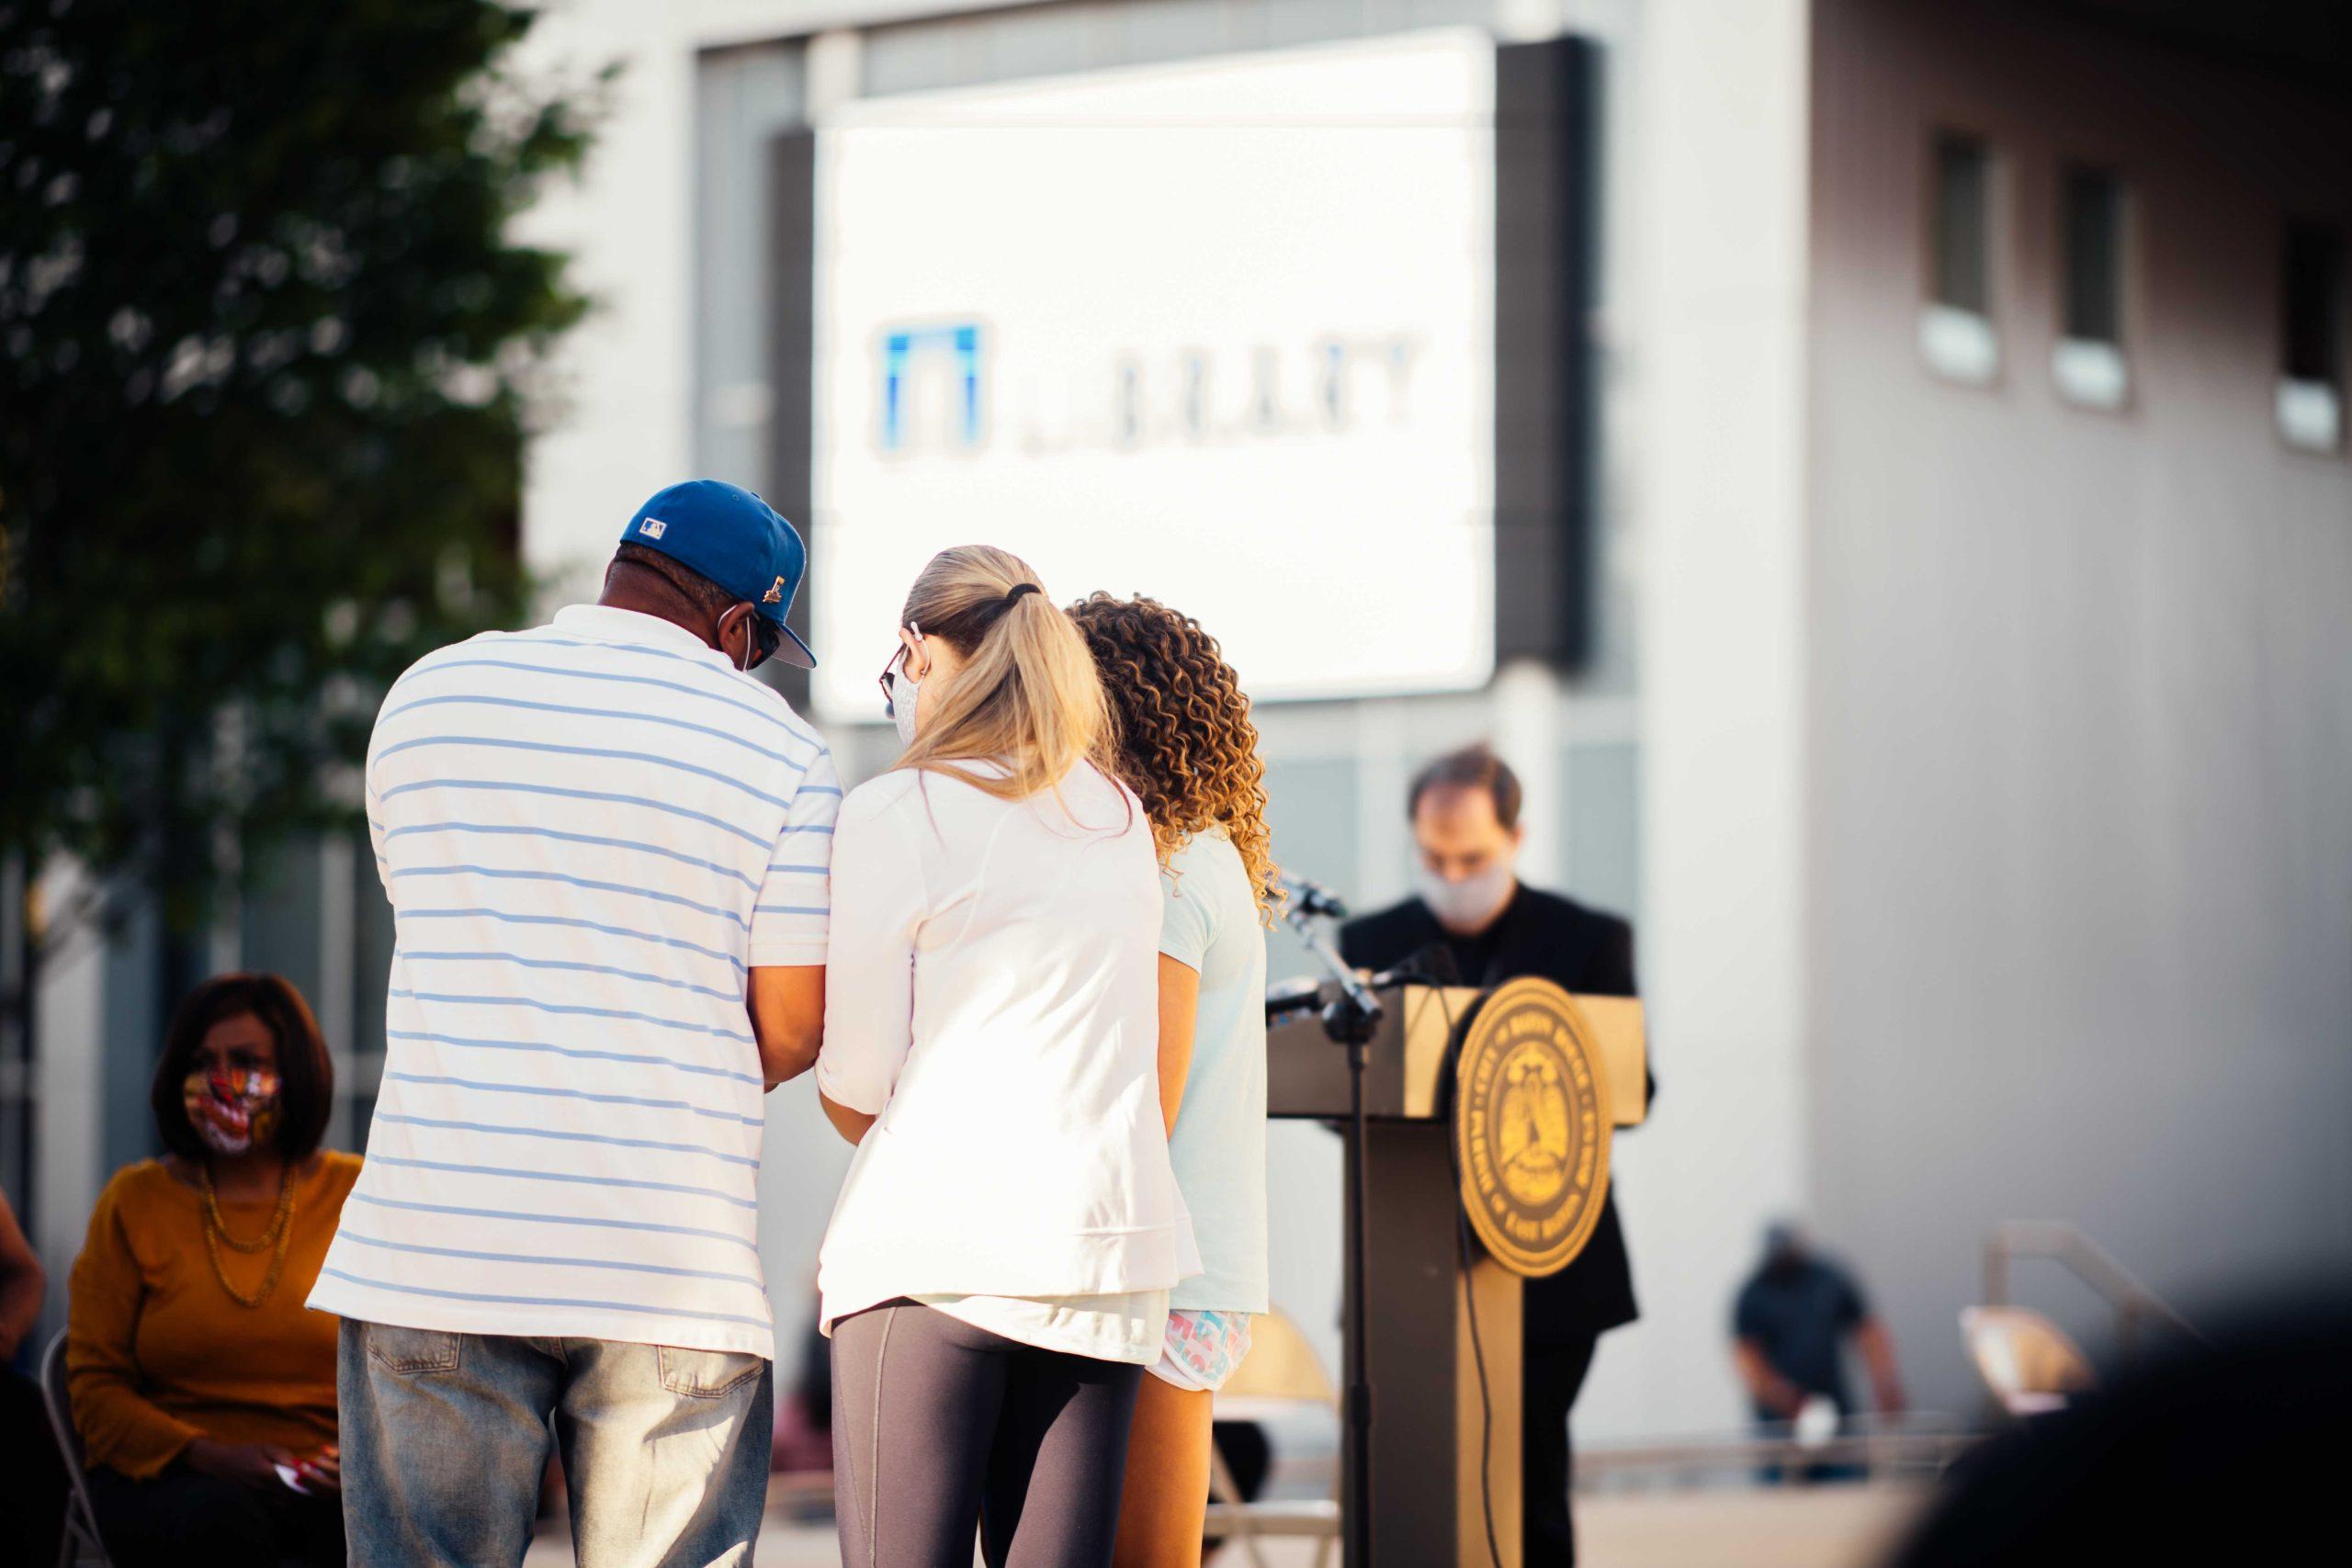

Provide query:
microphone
left=1279, top=873, right=1350, bottom=921
left=1275, top=870, right=1381, bottom=1033
left=1371, top=941, right=1462, bottom=990
left=1263, top=976, right=1325, bottom=1022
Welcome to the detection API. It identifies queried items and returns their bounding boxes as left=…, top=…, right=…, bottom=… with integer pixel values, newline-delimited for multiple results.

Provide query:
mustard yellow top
left=67, top=1152, right=361, bottom=1478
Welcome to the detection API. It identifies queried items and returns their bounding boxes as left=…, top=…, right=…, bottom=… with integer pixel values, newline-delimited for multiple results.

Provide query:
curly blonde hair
left=1068, top=592, right=1282, bottom=923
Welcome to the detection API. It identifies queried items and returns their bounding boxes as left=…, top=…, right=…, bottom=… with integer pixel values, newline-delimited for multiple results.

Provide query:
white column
left=1494, top=658, right=1566, bottom=888
left=1578, top=0, right=1815, bottom=1440
left=511, top=0, right=704, bottom=608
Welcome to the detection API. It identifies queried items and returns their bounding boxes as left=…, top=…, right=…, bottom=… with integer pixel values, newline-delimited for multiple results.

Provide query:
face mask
left=888, top=666, right=921, bottom=748
left=183, top=1067, right=282, bottom=1157
left=1418, top=859, right=1516, bottom=935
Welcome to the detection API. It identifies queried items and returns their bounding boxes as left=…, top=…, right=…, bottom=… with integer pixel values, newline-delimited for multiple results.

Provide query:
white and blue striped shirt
left=309, top=604, right=838, bottom=1358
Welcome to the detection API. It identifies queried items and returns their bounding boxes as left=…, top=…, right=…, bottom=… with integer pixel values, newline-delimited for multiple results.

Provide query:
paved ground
left=523, top=1480, right=1933, bottom=1567
left=1577, top=1482, right=1929, bottom=1568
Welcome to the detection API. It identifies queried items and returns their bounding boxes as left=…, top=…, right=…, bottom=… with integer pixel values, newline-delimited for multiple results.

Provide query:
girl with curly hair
left=1067, top=592, right=1279, bottom=1568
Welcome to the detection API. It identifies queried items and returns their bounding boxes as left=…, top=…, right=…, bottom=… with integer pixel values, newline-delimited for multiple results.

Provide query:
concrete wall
left=1615, top=0, right=1817, bottom=1438
left=1804, top=0, right=2352, bottom=1415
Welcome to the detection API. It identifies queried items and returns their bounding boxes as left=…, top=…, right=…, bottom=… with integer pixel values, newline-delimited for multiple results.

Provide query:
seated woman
left=68, top=972, right=359, bottom=1567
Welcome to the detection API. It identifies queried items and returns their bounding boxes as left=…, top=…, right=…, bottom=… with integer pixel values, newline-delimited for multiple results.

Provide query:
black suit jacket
left=1339, top=886, right=1645, bottom=1344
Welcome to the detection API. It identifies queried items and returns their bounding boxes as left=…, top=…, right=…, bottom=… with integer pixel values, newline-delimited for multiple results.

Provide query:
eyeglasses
left=878, top=624, right=923, bottom=718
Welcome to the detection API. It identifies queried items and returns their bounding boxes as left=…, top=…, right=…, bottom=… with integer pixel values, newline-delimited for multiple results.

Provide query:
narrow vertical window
left=2278, top=220, right=2345, bottom=452
left=1920, top=133, right=1999, bottom=384
left=2054, top=166, right=2129, bottom=409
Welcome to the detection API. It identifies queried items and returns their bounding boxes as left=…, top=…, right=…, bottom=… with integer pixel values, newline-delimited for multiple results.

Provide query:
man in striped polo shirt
left=312, top=480, right=835, bottom=1564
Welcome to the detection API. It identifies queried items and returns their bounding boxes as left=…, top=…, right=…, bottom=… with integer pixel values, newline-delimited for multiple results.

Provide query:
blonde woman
left=1069, top=594, right=1277, bottom=1568
left=816, top=547, right=1200, bottom=1568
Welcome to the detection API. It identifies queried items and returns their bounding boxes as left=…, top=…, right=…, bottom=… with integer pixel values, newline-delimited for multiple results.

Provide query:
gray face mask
left=888, top=666, right=920, bottom=749
left=1418, top=859, right=1516, bottom=934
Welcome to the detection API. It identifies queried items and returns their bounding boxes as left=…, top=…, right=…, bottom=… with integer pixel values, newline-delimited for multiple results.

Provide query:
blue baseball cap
left=620, top=479, right=816, bottom=668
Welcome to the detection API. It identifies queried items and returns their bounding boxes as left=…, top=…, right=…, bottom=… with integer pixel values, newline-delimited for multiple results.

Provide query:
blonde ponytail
left=893, top=546, right=1116, bottom=805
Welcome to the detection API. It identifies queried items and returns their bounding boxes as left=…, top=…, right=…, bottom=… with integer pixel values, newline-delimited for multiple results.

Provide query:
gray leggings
left=830, top=1301, right=1146, bottom=1568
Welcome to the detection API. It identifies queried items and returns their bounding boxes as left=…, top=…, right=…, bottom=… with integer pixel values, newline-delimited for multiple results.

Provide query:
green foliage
left=0, top=1, right=599, bottom=931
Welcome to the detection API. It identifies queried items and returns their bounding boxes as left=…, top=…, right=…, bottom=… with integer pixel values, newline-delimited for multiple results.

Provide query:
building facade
left=21, top=0, right=2348, bottom=1445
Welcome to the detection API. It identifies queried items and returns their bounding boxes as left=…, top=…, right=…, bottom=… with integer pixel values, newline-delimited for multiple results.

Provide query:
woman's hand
left=299, top=1444, right=342, bottom=1493
left=185, top=1438, right=304, bottom=1489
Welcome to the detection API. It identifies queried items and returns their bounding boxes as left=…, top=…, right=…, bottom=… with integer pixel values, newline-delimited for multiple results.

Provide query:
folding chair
left=1961, top=1305, right=2097, bottom=1417
left=38, top=1328, right=113, bottom=1568
left=1205, top=1306, right=1340, bottom=1568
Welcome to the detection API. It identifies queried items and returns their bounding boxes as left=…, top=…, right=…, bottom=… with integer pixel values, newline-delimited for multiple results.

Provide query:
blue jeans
left=338, top=1320, right=772, bottom=1567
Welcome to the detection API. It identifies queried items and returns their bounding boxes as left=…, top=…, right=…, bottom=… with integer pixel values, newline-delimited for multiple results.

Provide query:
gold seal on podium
left=1454, top=976, right=1613, bottom=1278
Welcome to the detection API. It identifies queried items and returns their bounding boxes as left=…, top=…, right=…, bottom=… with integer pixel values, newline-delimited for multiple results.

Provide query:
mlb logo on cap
left=620, top=479, right=816, bottom=668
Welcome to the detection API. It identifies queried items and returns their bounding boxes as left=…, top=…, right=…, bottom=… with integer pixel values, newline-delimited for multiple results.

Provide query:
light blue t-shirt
left=1159, top=829, right=1270, bottom=1314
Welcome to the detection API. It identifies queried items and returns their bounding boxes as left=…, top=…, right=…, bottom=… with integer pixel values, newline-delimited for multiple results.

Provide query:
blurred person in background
left=1069, top=593, right=1277, bottom=1568
left=67, top=973, right=358, bottom=1567
left=1731, top=1220, right=1905, bottom=1480
left=1340, top=743, right=1645, bottom=1568
left=311, top=479, right=833, bottom=1566
left=0, top=1190, right=64, bottom=1562
left=817, top=548, right=1198, bottom=1568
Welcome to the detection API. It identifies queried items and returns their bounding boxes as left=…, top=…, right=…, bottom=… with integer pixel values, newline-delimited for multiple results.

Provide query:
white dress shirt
left=815, top=759, right=1201, bottom=1353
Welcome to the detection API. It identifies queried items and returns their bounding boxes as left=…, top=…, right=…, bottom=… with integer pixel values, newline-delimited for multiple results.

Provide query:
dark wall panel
left=765, top=130, right=818, bottom=710
left=1494, top=39, right=1600, bottom=671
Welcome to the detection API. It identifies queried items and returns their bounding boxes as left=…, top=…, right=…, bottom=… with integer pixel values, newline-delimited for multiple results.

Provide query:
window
left=2279, top=220, right=2345, bottom=452
left=2054, top=166, right=2129, bottom=410
left=1921, top=133, right=1999, bottom=384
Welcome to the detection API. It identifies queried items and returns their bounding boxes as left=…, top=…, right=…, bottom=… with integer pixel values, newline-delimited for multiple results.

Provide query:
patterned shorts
left=1148, top=1308, right=1255, bottom=1393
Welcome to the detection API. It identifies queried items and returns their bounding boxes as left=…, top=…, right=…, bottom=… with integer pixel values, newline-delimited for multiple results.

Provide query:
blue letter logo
left=877, top=322, right=985, bottom=455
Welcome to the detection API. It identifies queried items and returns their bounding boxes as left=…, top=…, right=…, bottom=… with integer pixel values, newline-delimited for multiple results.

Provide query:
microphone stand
left=1282, top=901, right=1382, bottom=1567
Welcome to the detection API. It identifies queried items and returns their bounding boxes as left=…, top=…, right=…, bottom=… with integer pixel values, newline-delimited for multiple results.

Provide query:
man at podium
left=1340, top=744, right=1645, bottom=1568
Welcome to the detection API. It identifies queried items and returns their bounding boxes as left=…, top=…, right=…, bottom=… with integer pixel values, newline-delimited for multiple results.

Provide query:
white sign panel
left=811, top=30, right=1495, bottom=714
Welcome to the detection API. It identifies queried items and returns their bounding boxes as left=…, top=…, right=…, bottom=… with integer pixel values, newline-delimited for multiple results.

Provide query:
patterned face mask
left=183, top=1067, right=283, bottom=1157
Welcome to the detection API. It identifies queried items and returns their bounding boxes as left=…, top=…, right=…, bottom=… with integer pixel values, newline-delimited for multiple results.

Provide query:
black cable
left=1344, top=1022, right=1374, bottom=1568
left=1435, top=985, right=1505, bottom=1568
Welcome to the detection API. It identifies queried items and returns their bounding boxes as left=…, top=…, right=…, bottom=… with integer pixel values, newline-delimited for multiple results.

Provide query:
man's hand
left=185, top=1438, right=304, bottom=1490
left=749, top=965, right=824, bottom=1089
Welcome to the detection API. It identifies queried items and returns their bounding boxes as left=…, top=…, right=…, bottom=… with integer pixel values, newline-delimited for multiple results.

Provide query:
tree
left=0, top=0, right=598, bottom=944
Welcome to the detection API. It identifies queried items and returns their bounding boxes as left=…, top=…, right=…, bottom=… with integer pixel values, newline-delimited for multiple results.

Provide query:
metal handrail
left=1573, top=1412, right=1976, bottom=1489
left=1982, top=1220, right=2206, bottom=1359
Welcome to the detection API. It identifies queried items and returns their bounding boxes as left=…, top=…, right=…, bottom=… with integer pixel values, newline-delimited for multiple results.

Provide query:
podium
left=1266, top=982, right=1646, bottom=1567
